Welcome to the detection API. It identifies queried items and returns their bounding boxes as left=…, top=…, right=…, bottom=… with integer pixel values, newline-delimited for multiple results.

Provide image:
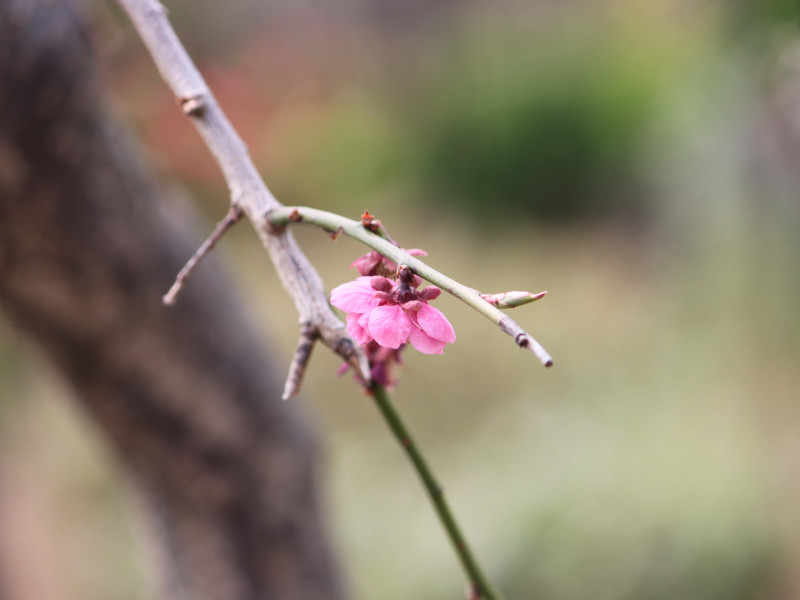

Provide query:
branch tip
left=282, top=325, right=318, bottom=400
left=520, top=334, right=554, bottom=367
left=162, top=205, right=243, bottom=306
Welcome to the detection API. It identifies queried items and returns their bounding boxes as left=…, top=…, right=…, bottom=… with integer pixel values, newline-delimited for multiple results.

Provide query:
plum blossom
left=331, top=265, right=456, bottom=355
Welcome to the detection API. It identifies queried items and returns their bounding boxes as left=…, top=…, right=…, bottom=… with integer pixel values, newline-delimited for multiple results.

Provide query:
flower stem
left=369, top=383, right=508, bottom=600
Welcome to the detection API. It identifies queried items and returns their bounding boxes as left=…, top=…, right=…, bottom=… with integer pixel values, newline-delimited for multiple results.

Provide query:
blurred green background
left=2, top=0, right=800, bottom=598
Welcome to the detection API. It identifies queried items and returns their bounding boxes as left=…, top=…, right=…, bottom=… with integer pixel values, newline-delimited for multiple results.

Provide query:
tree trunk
left=0, top=1, right=344, bottom=599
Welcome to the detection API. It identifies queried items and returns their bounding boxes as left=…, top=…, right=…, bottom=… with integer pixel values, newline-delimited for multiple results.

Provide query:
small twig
left=282, top=324, right=318, bottom=400
left=370, top=384, right=508, bottom=600
left=268, top=206, right=554, bottom=367
left=163, top=205, right=243, bottom=306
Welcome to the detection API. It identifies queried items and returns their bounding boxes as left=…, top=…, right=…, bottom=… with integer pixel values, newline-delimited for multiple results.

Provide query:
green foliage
left=402, top=11, right=703, bottom=223
left=728, top=0, right=800, bottom=33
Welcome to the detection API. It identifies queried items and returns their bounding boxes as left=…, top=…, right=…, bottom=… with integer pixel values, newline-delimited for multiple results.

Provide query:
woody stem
left=369, top=383, right=508, bottom=600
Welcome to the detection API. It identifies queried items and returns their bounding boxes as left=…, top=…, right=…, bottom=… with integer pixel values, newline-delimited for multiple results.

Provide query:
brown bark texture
left=0, top=1, right=344, bottom=599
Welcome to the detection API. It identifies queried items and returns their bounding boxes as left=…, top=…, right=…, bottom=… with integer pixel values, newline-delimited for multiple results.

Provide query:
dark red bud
left=401, top=300, right=424, bottom=313
left=370, top=276, right=393, bottom=292
left=419, top=286, right=441, bottom=301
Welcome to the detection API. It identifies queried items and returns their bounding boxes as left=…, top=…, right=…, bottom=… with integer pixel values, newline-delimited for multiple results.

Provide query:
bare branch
left=163, top=205, right=243, bottom=306
left=116, top=0, right=370, bottom=382
left=268, top=206, right=554, bottom=367
left=282, top=324, right=318, bottom=400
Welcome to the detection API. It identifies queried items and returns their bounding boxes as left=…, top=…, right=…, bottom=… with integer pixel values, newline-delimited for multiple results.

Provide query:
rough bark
left=0, top=1, right=344, bottom=599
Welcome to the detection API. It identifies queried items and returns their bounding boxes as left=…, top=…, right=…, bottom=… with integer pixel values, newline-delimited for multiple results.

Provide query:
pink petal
left=370, top=362, right=390, bottom=387
left=331, top=277, right=381, bottom=313
left=370, top=277, right=393, bottom=292
left=350, top=252, right=382, bottom=275
left=336, top=363, right=351, bottom=376
left=419, top=286, right=441, bottom=301
left=346, top=312, right=374, bottom=345
left=408, top=326, right=447, bottom=355
left=368, top=305, right=413, bottom=349
left=415, top=304, right=456, bottom=343
left=401, top=300, right=424, bottom=313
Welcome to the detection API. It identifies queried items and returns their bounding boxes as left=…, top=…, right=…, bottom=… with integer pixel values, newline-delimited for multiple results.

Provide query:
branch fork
left=117, top=0, right=370, bottom=398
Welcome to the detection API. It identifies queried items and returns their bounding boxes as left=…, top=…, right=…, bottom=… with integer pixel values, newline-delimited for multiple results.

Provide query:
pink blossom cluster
left=332, top=249, right=456, bottom=388
left=331, top=259, right=456, bottom=356
left=331, top=271, right=455, bottom=355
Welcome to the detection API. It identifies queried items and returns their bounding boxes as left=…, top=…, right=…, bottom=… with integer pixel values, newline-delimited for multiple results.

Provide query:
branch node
left=163, top=205, right=243, bottom=306
left=333, top=336, right=371, bottom=384
left=360, top=209, right=397, bottom=245
left=178, top=94, right=205, bottom=117
left=282, top=324, right=319, bottom=400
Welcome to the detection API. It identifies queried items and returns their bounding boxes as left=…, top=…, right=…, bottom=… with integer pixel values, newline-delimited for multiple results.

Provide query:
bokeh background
left=2, top=0, right=800, bottom=598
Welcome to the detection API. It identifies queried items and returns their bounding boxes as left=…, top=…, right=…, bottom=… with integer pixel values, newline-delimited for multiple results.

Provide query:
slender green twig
left=370, top=383, right=507, bottom=600
left=268, top=206, right=553, bottom=367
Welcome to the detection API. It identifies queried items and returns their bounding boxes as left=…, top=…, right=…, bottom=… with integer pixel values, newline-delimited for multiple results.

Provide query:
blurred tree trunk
left=0, top=1, right=344, bottom=599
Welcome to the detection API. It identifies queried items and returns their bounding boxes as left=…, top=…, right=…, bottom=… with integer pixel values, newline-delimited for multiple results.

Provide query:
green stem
left=268, top=206, right=553, bottom=367
left=370, top=383, right=508, bottom=600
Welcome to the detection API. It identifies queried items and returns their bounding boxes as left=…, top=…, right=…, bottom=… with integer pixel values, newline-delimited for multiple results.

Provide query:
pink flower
left=331, top=266, right=456, bottom=355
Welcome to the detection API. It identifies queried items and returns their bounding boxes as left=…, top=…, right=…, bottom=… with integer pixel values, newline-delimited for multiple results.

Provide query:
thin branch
left=162, top=205, right=243, bottom=306
left=268, top=206, right=554, bottom=367
left=370, top=384, right=507, bottom=600
left=282, top=324, right=318, bottom=400
left=116, top=0, right=370, bottom=383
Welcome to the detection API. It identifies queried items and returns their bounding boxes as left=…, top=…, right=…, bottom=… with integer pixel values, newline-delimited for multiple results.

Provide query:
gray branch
left=115, top=0, right=370, bottom=388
